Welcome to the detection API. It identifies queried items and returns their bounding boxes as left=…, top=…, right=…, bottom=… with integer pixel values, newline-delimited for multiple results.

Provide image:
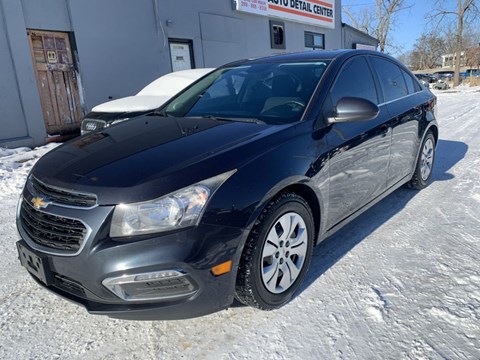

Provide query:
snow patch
left=0, top=144, right=60, bottom=199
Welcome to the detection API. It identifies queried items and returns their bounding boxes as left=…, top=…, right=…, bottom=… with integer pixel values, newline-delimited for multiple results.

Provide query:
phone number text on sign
left=239, top=0, right=268, bottom=14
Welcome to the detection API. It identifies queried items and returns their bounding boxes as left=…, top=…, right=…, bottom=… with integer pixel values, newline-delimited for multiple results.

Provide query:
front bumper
left=16, top=200, right=245, bottom=320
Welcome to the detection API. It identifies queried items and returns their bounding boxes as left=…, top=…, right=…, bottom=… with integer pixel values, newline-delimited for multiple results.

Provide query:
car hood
left=91, top=95, right=171, bottom=113
left=32, top=115, right=288, bottom=205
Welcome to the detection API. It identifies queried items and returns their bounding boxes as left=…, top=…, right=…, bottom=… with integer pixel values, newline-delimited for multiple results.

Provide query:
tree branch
left=342, top=6, right=360, bottom=29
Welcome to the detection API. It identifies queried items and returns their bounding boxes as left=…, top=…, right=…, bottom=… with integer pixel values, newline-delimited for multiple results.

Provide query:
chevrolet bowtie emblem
left=31, top=197, right=48, bottom=209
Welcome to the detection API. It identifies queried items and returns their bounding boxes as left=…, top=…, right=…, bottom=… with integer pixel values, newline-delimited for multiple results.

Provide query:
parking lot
left=1, top=87, right=479, bottom=359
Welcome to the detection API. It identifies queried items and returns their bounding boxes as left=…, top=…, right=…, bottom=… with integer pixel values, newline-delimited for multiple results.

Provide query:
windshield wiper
left=200, top=115, right=266, bottom=124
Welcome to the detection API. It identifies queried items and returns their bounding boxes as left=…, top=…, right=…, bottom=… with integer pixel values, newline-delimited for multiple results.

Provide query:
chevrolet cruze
left=16, top=50, right=437, bottom=320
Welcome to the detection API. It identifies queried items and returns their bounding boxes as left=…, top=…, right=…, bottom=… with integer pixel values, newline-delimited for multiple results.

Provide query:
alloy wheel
left=420, top=138, right=434, bottom=181
left=261, top=212, right=308, bottom=294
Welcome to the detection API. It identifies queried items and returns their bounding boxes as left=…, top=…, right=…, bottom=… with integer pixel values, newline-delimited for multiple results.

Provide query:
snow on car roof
left=137, top=68, right=214, bottom=97
left=90, top=68, right=214, bottom=113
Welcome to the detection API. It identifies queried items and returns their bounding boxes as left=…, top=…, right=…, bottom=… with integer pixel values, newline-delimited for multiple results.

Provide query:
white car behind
left=81, top=68, right=214, bottom=134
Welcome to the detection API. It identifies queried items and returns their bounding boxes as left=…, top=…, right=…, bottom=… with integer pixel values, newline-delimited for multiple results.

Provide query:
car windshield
left=159, top=61, right=330, bottom=124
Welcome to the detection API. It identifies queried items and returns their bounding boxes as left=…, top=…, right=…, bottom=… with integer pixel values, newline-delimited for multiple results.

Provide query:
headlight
left=109, top=170, right=236, bottom=237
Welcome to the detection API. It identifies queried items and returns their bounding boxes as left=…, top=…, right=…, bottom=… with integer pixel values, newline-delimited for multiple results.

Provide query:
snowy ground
left=1, top=87, right=479, bottom=359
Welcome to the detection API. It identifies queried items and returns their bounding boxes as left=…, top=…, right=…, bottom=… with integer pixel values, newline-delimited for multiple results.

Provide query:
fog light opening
left=102, top=269, right=197, bottom=301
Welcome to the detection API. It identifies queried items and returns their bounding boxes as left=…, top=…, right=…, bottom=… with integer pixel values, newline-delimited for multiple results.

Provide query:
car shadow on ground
left=297, top=138, right=468, bottom=297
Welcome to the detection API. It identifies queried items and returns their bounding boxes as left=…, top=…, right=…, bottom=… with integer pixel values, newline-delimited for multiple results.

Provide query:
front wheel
left=235, top=192, right=314, bottom=310
left=408, top=131, right=436, bottom=189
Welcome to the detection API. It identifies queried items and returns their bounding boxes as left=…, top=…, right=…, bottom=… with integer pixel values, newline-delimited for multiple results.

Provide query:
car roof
left=228, top=49, right=391, bottom=66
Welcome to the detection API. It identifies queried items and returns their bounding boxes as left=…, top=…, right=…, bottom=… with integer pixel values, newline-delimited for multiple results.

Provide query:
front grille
left=31, top=176, right=97, bottom=207
left=54, top=274, right=86, bottom=298
left=20, top=200, right=87, bottom=254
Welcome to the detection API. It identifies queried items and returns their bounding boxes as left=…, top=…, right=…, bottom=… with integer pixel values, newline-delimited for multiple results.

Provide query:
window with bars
left=305, top=32, right=325, bottom=51
left=270, top=20, right=286, bottom=49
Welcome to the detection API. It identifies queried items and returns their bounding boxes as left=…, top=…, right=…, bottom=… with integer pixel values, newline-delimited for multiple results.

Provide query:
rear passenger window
left=412, top=77, right=423, bottom=92
left=370, top=57, right=408, bottom=102
left=331, top=56, right=378, bottom=105
left=402, top=70, right=416, bottom=94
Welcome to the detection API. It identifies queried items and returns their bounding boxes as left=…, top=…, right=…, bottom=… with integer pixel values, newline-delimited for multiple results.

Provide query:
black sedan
left=16, top=50, right=437, bottom=320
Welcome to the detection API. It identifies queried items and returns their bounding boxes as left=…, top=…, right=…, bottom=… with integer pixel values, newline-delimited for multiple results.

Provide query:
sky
left=341, top=1, right=439, bottom=55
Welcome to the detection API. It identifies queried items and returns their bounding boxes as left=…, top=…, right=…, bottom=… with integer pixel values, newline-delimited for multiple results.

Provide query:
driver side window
left=331, top=57, right=378, bottom=105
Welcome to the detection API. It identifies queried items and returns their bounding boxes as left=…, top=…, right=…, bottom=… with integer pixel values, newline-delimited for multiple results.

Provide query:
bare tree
left=376, top=0, right=406, bottom=52
left=342, top=0, right=412, bottom=53
left=343, top=5, right=372, bottom=35
left=466, top=46, right=480, bottom=79
left=461, top=24, right=480, bottom=49
left=431, top=0, right=478, bottom=86
left=409, top=33, right=446, bottom=70
left=441, top=23, right=461, bottom=54
left=437, top=22, right=478, bottom=60
left=396, top=51, right=412, bottom=67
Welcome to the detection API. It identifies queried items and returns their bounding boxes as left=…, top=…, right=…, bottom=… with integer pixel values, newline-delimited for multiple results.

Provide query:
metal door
left=28, top=30, right=84, bottom=134
left=169, top=39, right=194, bottom=72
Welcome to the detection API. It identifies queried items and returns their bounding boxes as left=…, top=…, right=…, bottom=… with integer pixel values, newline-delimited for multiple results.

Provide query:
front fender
left=202, top=125, right=329, bottom=245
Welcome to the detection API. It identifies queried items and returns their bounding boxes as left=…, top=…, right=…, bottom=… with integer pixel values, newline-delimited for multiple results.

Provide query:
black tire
left=235, top=192, right=314, bottom=310
left=407, top=131, right=436, bottom=190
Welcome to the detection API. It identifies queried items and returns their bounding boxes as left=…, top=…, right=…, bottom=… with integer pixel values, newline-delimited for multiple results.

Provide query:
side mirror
left=328, top=97, right=380, bottom=124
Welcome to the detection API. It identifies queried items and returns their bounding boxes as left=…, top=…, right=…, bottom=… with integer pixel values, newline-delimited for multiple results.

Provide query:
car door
left=324, top=56, right=391, bottom=229
left=369, top=57, right=423, bottom=187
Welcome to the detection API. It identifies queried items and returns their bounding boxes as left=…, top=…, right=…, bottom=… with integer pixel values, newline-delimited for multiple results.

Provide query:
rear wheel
left=235, top=192, right=314, bottom=310
left=408, top=131, right=436, bottom=190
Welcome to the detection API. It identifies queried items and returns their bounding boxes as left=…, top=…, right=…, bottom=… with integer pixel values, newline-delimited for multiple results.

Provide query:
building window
left=270, top=20, right=285, bottom=49
left=305, top=32, right=325, bottom=51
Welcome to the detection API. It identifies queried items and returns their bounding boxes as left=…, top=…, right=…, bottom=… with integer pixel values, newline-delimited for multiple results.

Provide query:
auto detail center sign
left=236, top=0, right=335, bottom=29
